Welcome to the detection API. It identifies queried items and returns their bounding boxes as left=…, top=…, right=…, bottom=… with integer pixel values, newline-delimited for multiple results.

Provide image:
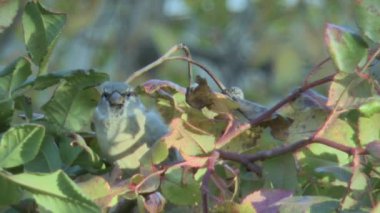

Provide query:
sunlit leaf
left=77, top=175, right=113, bottom=208
left=359, top=98, right=380, bottom=117
left=0, top=124, right=45, bottom=168
left=43, top=87, right=99, bottom=131
left=5, top=170, right=99, bottom=212
left=327, top=73, right=373, bottom=110
left=211, top=201, right=256, bottom=213
left=242, top=189, right=292, bottom=213
left=359, top=113, right=380, bottom=145
left=164, top=118, right=215, bottom=156
left=324, top=23, right=367, bottom=73
left=355, top=0, right=380, bottom=43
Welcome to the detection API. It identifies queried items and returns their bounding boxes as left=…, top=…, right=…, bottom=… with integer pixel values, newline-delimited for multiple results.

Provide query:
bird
left=93, top=82, right=168, bottom=172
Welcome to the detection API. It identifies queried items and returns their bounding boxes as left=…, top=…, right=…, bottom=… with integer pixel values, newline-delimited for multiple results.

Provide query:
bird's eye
left=102, top=93, right=110, bottom=98
left=122, top=91, right=135, bottom=98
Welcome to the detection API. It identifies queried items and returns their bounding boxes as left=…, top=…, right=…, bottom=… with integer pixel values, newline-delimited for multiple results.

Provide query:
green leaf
left=0, top=57, right=32, bottom=97
left=242, top=189, right=292, bottom=213
left=359, top=98, right=380, bottom=117
left=22, top=1, right=66, bottom=71
left=211, top=201, right=256, bottom=213
left=324, top=23, right=367, bottom=73
left=42, top=85, right=100, bottom=132
left=0, top=173, right=22, bottom=206
left=262, top=154, right=298, bottom=191
left=327, top=73, right=373, bottom=110
left=0, top=0, right=19, bottom=34
left=58, top=136, right=83, bottom=168
left=161, top=167, right=201, bottom=205
left=286, top=109, right=328, bottom=143
left=77, top=175, right=113, bottom=208
left=14, top=69, right=108, bottom=95
left=5, top=170, right=99, bottom=212
left=165, top=118, right=215, bottom=156
left=359, top=113, right=380, bottom=145
left=0, top=98, right=14, bottom=132
left=278, top=196, right=339, bottom=213
left=24, top=135, right=62, bottom=172
left=0, top=124, right=45, bottom=168
left=355, top=0, right=380, bottom=43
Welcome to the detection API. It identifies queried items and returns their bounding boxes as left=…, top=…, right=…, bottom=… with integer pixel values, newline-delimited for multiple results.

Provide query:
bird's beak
left=108, top=92, right=124, bottom=107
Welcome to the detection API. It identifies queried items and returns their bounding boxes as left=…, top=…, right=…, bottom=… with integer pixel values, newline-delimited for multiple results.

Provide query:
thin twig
left=166, top=56, right=227, bottom=92
left=126, top=44, right=192, bottom=84
left=358, top=46, right=380, bottom=77
left=303, top=57, right=331, bottom=86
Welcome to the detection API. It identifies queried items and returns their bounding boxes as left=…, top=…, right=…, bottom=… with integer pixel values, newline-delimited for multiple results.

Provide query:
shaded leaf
left=22, top=1, right=66, bottom=70
left=277, top=196, right=339, bottom=213
left=366, top=141, right=380, bottom=159
left=6, top=170, right=99, bottom=212
left=0, top=98, right=14, bottom=132
left=324, top=23, right=367, bottom=73
left=315, top=166, right=352, bottom=183
left=0, top=57, right=32, bottom=97
left=0, top=0, right=19, bottom=34
left=24, top=135, right=62, bottom=172
left=186, top=76, right=239, bottom=113
left=262, top=154, right=298, bottom=191
left=0, top=173, right=22, bottom=206
left=0, top=124, right=45, bottom=168
left=355, top=0, right=380, bottom=43
left=161, top=167, right=201, bottom=205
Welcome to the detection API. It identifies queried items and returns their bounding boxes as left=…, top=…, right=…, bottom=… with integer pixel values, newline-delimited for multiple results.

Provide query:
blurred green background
left=0, top=0, right=355, bottom=104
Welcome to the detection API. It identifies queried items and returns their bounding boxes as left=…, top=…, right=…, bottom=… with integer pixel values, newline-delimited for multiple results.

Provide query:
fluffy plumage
left=93, top=82, right=168, bottom=170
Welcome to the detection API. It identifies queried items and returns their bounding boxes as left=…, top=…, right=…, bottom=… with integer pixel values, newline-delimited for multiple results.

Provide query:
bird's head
left=97, top=82, right=143, bottom=116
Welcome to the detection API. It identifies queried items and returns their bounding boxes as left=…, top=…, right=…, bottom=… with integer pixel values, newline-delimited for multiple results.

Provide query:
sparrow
left=93, top=82, right=168, bottom=171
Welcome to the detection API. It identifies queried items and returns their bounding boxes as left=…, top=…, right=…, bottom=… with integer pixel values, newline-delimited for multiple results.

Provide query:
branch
left=313, top=137, right=367, bottom=155
left=249, top=74, right=336, bottom=126
left=218, top=136, right=368, bottom=169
